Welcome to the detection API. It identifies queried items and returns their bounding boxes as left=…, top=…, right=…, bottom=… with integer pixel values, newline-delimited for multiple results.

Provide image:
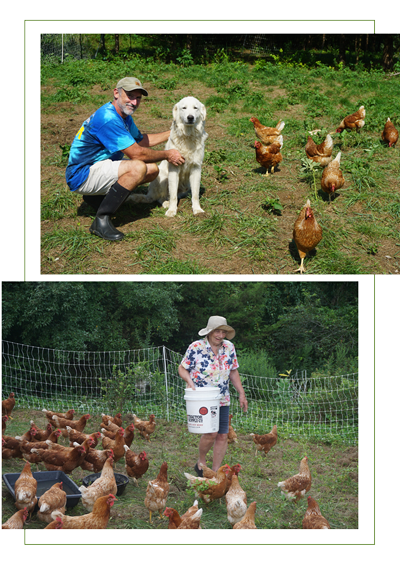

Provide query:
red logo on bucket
left=199, top=406, right=208, bottom=415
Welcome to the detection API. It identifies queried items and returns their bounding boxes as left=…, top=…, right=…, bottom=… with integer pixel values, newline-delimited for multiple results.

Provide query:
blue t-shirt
left=65, top=102, right=144, bottom=191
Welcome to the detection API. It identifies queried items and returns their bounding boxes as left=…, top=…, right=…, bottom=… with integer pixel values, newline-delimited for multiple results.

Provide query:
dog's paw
left=161, top=200, right=170, bottom=209
left=165, top=208, right=177, bottom=217
left=193, top=207, right=205, bottom=215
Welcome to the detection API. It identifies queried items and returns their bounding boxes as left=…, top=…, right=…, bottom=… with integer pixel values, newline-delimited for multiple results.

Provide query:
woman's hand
left=239, top=393, right=248, bottom=412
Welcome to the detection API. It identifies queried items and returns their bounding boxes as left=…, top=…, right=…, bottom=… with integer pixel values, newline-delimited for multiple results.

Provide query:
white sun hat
left=198, top=316, right=235, bottom=340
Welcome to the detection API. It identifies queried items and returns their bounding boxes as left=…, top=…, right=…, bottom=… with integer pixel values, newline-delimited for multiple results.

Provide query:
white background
left=1, top=3, right=398, bottom=568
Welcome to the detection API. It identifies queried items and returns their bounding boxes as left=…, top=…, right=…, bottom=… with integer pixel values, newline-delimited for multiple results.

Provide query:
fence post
left=162, top=346, right=170, bottom=422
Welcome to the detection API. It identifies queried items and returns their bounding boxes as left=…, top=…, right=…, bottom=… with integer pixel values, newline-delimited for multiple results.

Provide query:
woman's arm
left=178, top=364, right=196, bottom=390
left=229, top=369, right=248, bottom=412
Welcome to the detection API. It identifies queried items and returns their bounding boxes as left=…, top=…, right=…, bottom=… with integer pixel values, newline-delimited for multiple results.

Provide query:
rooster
left=278, top=456, right=312, bottom=502
left=233, top=501, right=257, bottom=529
left=302, top=496, right=331, bottom=529
left=293, top=199, right=323, bottom=274
left=250, top=117, right=285, bottom=145
left=381, top=118, right=398, bottom=147
left=48, top=494, right=117, bottom=529
left=305, top=134, right=333, bottom=166
left=336, top=105, right=365, bottom=133
left=250, top=425, right=278, bottom=456
left=144, top=461, right=170, bottom=523
left=321, top=151, right=345, bottom=201
left=37, top=482, right=67, bottom=523
left=254, top=139, right=283, bottom=176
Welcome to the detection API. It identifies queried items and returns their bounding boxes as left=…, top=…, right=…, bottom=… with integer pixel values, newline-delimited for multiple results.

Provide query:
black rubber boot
left=82, top=194, right=105, bottom=211
left=89, top=182, right=130, bottom=241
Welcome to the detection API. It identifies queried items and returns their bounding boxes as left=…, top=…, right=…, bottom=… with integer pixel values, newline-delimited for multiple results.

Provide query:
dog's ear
left=172, top=103, right=179, bottom=122
left=200, top=103, right=206, bottom=122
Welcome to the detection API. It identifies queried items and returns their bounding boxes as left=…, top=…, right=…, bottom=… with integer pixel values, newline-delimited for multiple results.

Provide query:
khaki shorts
left=74, top=159, right=123, bottom=195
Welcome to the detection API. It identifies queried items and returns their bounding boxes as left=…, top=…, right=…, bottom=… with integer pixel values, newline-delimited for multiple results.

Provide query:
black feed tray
left=2, top=470, right=82, bottom=510
left=82, top=472, right=129, bottom=496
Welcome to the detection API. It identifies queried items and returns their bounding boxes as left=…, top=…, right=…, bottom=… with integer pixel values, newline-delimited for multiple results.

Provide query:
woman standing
left=178, top=316, right=248, bottom=476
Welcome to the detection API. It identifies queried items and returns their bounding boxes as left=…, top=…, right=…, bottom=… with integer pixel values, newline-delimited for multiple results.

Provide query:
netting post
left=61, top=34, right=64, bottom=63
left=162, top=345, right=170, bottom=422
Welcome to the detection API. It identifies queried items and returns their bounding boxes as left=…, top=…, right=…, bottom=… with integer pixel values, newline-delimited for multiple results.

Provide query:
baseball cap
left=116, top=77, right=148, bottom=96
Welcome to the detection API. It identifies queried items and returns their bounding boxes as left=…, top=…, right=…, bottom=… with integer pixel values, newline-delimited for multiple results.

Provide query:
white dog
left=128, top=96, right=208, bottom=217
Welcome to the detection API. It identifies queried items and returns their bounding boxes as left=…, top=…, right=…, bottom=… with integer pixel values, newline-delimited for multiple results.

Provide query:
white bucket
left=184, top=386, right=220, bottom=433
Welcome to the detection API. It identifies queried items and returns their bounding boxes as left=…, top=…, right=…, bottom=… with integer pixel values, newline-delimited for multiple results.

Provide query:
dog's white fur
left=127, top=96, right=208, bottom=217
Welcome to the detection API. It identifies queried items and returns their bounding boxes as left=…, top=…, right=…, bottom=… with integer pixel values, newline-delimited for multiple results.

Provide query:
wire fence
left=2, top=341, right=358, bottom=444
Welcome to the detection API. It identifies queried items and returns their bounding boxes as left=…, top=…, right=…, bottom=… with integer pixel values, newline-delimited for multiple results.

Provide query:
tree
left=382, top=34, right=394, bottom=72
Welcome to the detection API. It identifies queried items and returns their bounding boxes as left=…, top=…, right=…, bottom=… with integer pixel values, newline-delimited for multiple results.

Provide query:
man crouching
left=65, top=77, right=184, bottom=241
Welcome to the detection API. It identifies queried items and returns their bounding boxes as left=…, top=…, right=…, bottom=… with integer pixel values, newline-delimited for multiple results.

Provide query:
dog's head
left=173, top=96, right=206, bottom=127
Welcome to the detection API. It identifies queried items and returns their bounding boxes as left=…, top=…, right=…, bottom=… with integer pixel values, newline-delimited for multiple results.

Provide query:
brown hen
left=381, top=117, right=398, bottom=147
left=47, top=494, right=117, bottom=529
left=233, top=501, right=257, bottom=529
left=336, top=105, right=365, bottom=133
left=37, top=482, right=67, bottom=523
left=2, top=393, right=16, bottom=418
left=293, top=199, right=322, bottom=274
left=278, top=456, right=312, bottom=502
left=254, top=139, right=283, bottom=176
left=250, top=424, right=278, bottom=456
left=321, top=151, right=345, bottom=201
left=124, top=446, right=149, bottom=485
left=302, top=496, right=331, bottom=529
left=250, top=117, right=285, bottom=145
left=305, top=134, right=333, bottom=166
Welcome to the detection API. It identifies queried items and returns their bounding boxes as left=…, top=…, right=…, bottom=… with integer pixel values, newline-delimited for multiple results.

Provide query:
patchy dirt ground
left=41, top=77, right=400, bottom=275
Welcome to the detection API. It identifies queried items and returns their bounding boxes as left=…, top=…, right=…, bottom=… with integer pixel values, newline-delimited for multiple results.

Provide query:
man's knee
left=146, top=163, right=159, bottom=181
left=130, top=159, right=148, bottom=180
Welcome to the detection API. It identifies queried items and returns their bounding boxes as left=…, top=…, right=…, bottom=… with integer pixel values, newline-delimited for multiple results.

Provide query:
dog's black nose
left=187, top=115, right=194, bottom=123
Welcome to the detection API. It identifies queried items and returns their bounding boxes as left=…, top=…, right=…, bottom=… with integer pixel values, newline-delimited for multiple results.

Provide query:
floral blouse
left=180, top=338, right=239, bottom=406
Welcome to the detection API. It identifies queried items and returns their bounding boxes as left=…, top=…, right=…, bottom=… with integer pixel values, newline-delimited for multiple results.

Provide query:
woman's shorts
left=74, top=159, right=122, bottom=196
left=218, top=405, right=230, bottom=434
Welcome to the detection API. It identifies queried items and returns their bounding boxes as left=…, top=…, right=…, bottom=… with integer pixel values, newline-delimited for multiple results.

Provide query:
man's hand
left=167, top=149, right=185, bottom=166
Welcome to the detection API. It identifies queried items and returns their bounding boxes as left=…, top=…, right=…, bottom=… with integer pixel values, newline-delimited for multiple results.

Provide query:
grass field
left=40, top=58, right=400, bottom=275
left=2, top=408, right=357, bottom=529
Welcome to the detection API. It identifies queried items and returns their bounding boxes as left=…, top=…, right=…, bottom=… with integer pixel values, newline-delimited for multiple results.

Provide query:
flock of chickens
left=250, top=107, right=399, bottom=273
left=3, top=393, right=331, bottom=530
